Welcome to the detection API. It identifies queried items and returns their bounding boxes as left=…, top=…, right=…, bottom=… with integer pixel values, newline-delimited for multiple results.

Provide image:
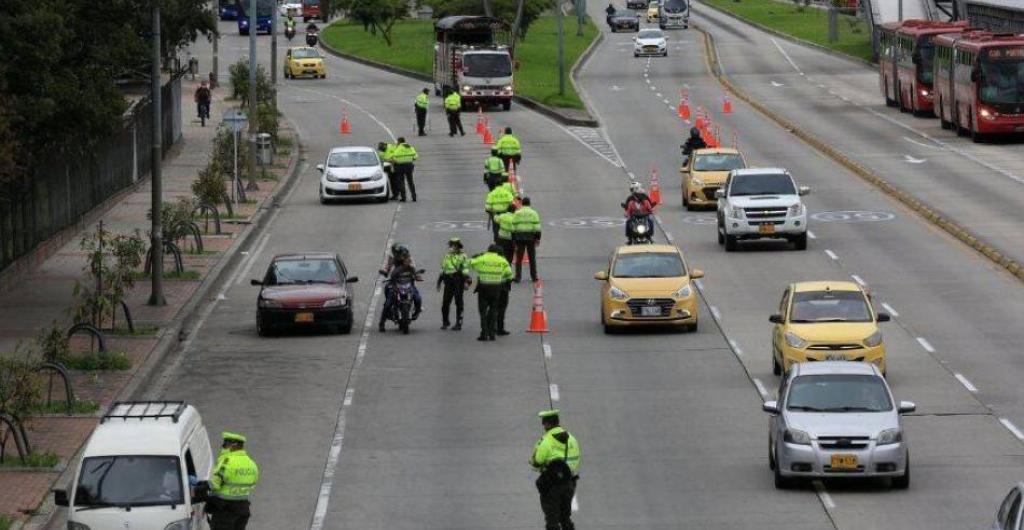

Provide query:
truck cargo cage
left=101, top=401, right=188, bottom=423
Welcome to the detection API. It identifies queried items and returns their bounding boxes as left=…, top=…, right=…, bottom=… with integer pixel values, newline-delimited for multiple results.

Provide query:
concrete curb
left=695, top=27, right=1024, bottom=284
left=318, top=31, right=600, bottom=127
left=692, top=0, right=876, bottom=68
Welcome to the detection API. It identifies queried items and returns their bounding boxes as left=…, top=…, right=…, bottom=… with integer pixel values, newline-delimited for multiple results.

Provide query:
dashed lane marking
left=807, top=231, right=816, bottom=239
left=729, top=339, right=743, bottom=357
left=814, top=481, right=836, bottom=509
left=881, top=303, right=899, bottom=317
left=851, top=274, right=867, bottom=287
left=543, top=343, right=552, bottom=359
left=550, top=383, right=561, bottom=402
left=1000, top=418, right=1024, bottom=442
left=753, top=378, right=769, bottom=397
left=771, top=38, right=803, bottom=75
left=824, top=249, right=838, bottom=261
left=710, top=306, right=722, bottom=320
left=955, top=373, right=978, bottom=393
left=916, top=337, right=936, bottom=353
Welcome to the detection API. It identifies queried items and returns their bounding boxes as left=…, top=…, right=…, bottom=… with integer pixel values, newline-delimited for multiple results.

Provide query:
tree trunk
left=482, top=0, right=493, bottom=16
left=511, top=0, right=526, bottom=42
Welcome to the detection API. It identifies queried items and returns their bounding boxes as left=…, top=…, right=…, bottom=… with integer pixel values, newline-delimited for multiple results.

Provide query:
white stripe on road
left=851, top=274, right=867, bottom=287
left=824, top=249, right=838, bottom=261
left=550, top=384, right=561, bottom=402
left=807, top=231, right=816, bottom=239
left=342, top=388, right=354, bottom=407
left=234, top=233, right=271, bottom=285
left=916, top=337, right=935, bottom=353
left=955, top=373, right=978, bottom=393
left=710, top=306, right=722, bottom=320
left=813, top=482, right=836, bottom=509
left=753, top=378, right=769, bottom=397
left=881, top=303, right=900, bottom=317
left=729, top=339, right=743, bottom=357
left=1000, top=418, right=1024, bottom=442
left=543, top=343, right=552, bottom=359
left=772, top=38, right=803, bottom=75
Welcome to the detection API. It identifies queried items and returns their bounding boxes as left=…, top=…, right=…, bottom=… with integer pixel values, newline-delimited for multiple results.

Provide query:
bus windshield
left=918, top=37, right=935, bottom=85
left=979, top=47, right=1024, bottom=106
left=237, top=0, right=274, bottom=17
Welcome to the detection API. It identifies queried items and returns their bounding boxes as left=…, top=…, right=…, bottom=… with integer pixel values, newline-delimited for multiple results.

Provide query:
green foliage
left=149, top=197, right=199, bottom=243
left=252, top=101, right=280, bottom=141
left=30, top=399, right=100, bottom=415
left=192, top=162, right=231, bottom=214
left=0, top=514, right=13, bottom=530
left=0, top=345, right=41, bottom=418
left=0, top=80, right=19, bottom=185
left=425, top=0, right=555, bottom=40
left=62, top=351, right=132, bottom=371
left=71, top=225, right=146, bottom=330
left=0, top=451, right=60, bottom=468
left=332, top=0, right=408, bottom=45
left=228, top=59, right=274, bottom=105
left=212, top=126, right=251, bottom=178
left=37, top=323, right=70, bottom=364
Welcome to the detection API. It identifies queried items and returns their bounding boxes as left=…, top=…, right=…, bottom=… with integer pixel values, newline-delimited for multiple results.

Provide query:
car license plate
left=831, top=454, right=858, bottom=470
left=295, top=312, right=314, bottom=323
left=826, top=353, right=847, bottom=361
left=759, top=223, right=776, bottom=234
left=641, top=306, right=661, bottom=316
left=348, top=183, right=362, bottom=191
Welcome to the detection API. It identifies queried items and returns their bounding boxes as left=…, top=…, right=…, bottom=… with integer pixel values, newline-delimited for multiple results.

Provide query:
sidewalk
left=0, top=76, right=300, bottom=528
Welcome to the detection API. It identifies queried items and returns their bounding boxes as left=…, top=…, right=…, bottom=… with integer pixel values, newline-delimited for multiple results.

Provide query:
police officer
left=469, top=244, right=513, bottom=341
left=414, top=88, right=430, bottom=136
left=530, top=409, right=580, bottom=530
left=485, top=179, right=515, bottom=242
left=494, top=203, right=517, bottom=261
left=437, top=237, right=470, bottom=330
left=391, top=137, right=419, bottom=202
left=512, top=196, right=542, bottom=283
left=483, top=147, right=507, bottom=190
left=208, top=432, right=260, bottom=530
left=495, top=126, right=523, bottom=170
left=377, top=141, right=399, bottom=200
left=444, top=89, right=465, bottom=137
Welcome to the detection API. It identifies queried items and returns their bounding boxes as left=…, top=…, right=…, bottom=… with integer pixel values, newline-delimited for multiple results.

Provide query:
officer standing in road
left=495, top=126, right=523, bottom=170
left=437, top=237, right=471, bottom=330
left=512, top=196, right=542, bottom=283
left=469, top=244, right=513, bottom=341
left=485, top=180, right=515, bottom=242
left=444, top=89, right=465, bottom=137
left=483, top=147, right=507, bottom=190
left=377, top=141, right=399, bottom=201
left=208, top=432, right=260, bottom=530
left=494, top=203, right=517, bottom=261
left=530, top=410, right=580, bottom=530
left=391, top=137, right=419, bottom=202
left=414, top=88, right=430, bottom=136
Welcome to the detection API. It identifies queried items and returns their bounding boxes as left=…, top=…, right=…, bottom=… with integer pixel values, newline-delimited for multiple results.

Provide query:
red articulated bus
left=877, top=19, right=970, bottom=115
left=933, top=31, right=1024, bottom=141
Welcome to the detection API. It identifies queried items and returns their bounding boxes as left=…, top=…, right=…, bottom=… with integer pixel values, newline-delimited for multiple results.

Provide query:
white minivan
left=55, top=401, right=214, bottom=530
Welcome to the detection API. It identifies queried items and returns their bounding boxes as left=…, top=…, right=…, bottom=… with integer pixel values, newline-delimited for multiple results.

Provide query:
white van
left=55, top=401, right=214, bottom=530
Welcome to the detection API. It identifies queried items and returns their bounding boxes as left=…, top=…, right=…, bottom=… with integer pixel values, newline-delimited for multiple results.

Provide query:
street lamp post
left=557, top=2, right=566, bottom=96
left=148, top=3, right=166, bottom=306
left=247, top=0, right=258, bottom=191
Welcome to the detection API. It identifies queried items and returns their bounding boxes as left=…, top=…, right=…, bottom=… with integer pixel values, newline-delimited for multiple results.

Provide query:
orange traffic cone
left=527, top=282, right=549, bottom=333
left=508, top=161, right=517, bottom=188
left=649, top=167, right=662, bottom=207
left=483, top=126, right=494, bottom=145
left=723, top=93, right=733, bottom=114
left=694, top=108, right=706, bottom=130
left=340, top=109, right=352, bottom=135
left=476, top=109, right=486, bottom=135
left=678, top=90, right=691, bottom=122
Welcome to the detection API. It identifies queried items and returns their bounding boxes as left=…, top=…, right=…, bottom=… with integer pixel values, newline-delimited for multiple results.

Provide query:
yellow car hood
left=787, top=322, right=877, bottom=343
left=691, top=170, right=730, bottom=186
left=611, top=277, right=688, bottom=297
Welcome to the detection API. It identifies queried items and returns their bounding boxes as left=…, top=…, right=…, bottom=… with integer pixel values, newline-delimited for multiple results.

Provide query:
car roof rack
left=101, top=401, right=188, bottom=424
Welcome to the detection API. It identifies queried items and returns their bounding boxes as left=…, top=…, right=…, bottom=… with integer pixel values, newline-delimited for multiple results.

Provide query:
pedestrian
left=495, top=203, right=517, bottom=262
left=414, top=88, right=430, bottom=136
left=512, top=196, right=541, bottom=283
left=495, top=126, right=522, bottom=170
left=391, top=137, right=419, bottom=202
left=444, top=89, right=465, bottom=137
left=485, top=180, right=515, bottom=242
left=195, top=80, right=212, bottom=126
left=377, top=141, right=399, bottom=200
left=483, top=147, right=507, bottom=190
left=437, top=237, right=471, bottom=330
left=207, top=432, right=260, bottom=530
left=530, top=410, right=580, bottom=530
left=469, top=243, right=513, bottom=341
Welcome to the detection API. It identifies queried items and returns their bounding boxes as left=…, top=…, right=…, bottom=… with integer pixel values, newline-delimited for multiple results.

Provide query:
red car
left=251, top=252, right=358, bottom=336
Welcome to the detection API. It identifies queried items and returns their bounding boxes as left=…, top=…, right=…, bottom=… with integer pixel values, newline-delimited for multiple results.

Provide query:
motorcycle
left=197, top=101, right=210, bottom=127
left=306, top=30, right=319, bottom=47
left=626, top=213, right=654, bottom=245
left=380, top=269, right=425, bottom=334
left=285, top=25, right=296, bottom=41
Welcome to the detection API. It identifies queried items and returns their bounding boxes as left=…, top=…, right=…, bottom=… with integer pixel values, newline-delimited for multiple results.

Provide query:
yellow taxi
left=594, top=244, right=703, bottom=333
left=682, top=147, right=746, bottom=211
left=646, top=1, right=660, bottom=22
left=770, top=281, right=892, bottom=376
left=284, top=46, right=326, bottom=79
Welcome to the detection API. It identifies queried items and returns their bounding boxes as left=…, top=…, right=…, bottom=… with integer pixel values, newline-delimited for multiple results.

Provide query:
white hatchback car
left=317, top=146, right=389, bottom=203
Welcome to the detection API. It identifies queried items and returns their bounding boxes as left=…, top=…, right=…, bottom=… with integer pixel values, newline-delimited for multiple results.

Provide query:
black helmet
left=690, top=127, right=701, bottom=138
left=391, top=243, right=409, bottom=257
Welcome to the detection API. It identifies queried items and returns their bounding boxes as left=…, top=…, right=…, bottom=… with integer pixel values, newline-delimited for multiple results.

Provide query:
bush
left=70, top=226, right=146, bottom=330
left=37, top=323, right=70, bottom=364
left=0, top=345, right=41, bottom=419
left=212, top=126, right=251, bottom=180
left=228, top=59, right=274, bottom=106
left=62, top=351, right=132, bottom=371
left=192, top=162, right=232, bottom=216
left=0, top=451, right=60, bottom=468
left=252, top=100, right=279, bottom=141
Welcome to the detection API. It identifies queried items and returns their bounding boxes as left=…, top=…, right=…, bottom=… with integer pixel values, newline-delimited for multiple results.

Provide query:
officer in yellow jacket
left=444, top=89, right=465, bottom=137
left=390, top=137, right=419, bottom=202
left=530, top=409, right=580, bottom=530
left=469, top=244, right=513, bottom=341
left=483, top=148, right=507, bottom=190
left=485, top=183, right=515, bottom=242
left=437, top=237, right=471, bottom=330
left=512, top=196, right=542, bottom=283
left=494, top=204, right=517, bottom=261
left=209, top=432, right=260, bottom=530
left=414, top=88, right=430, bottom=136
left=495, top=126, right=522, bottom=170
left=377, top=141, right=398, bottom=200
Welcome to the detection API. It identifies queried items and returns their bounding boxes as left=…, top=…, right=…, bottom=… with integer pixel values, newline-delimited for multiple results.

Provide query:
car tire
left=773, top=448, right=794, bottom=489
left=793, top=232, right=808, bottom=251
left=256, top=312, right=272, bottom=337
left=319, top=188, right=329, bottom=205
left=686, top=321, right=697, bottom=332
left=938, top=99, right=951, bottom=129
left=338, top=311, right=354, bottom=334
left=724, top=233, right=738, bottom=252
left=502, top=101, right=512, bottom=111
left=772, top=351, right=782, bottom=376
left=970, top=114, right=984, bottom=144
left=717, top=226, right=724, bottom=245
left=892, top=457, right=910, bottom=489
left=611, top=27, right=617, bottom=33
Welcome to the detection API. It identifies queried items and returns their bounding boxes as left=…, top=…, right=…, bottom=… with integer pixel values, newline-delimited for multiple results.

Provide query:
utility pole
left=898, top=0, right=904, bottom=21
left=148, top=2, right=166, bottom=306
left=828, top=2, right=838, bottom=43
left=557, top=2, right=566, bottom=96
left=576, top=0, right=586, bottom=37
left=212, top=19, right=219, bottom=87
left=270, top=4, right=278, bottom=89
left=247, top=0, right=258, bottom=191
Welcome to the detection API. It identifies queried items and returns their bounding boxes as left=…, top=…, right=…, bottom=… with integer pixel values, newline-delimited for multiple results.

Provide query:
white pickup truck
left=716, top=168, right=810, bottom=251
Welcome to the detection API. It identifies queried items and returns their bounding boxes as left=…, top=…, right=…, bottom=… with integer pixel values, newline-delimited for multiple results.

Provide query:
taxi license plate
left=831, top=454, right=858, bottom=470
left=759, top=223, right=776, bottom=235
left=641, top=306, right=661, bottom=316
left=348, top=183, right=362, bottom=191
left=295, top=312, right=315, bottom=323
left=826, top=353, right=847, bottom=361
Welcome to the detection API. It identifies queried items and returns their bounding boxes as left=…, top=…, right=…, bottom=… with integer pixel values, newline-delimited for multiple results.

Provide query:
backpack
left=536, top=436, right=574, bottom=492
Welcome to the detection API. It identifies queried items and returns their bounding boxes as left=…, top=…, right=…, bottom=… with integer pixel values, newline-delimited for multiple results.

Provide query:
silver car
left=762, top=361, right=915, bottom=489
left=316, top=146, right=390, bottom=203
left=991, top=483, right=1024, bottom=529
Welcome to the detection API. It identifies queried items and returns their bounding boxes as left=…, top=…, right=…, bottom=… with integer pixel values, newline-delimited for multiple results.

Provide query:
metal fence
left=0, top=76, right=182, bottom=272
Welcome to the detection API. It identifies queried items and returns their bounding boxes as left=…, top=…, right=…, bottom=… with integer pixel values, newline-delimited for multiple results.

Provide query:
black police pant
left=496, top=282, right=509, bottom=333
left=539, top=481, right=576, bottom=530
left=514, top=237, right=538, bottom=281
left=476, top=283, right=503, bottom=339
left=501, top=153, right=522, bottom=170
left=415, top=107, right=427, bottom=135
left=484, top=172, right=504, bottom=191
left=447, top=110, right=464, bottom=136
left=385, top=166, right=399, bottom=199
left=209, top=499, right=251, bottom=530
left=441, top=278, right=465, bottom=326
left=498, top=237, right=515, bottom=263
left=395, top=163, right=416, bottom=201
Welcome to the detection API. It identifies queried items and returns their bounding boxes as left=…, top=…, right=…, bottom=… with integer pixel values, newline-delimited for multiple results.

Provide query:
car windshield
left=612, top=252, right=686, bottom=278
left=693, top=153, right=745, bottom=171
left=729, top=173, right=796, bottom=196
left=267, top=258, right=341, bottom=285
left=663, top=0, right=686, bottom=13
left=918, top=37, right=935, bottom=85
left=787, top=374, right=893, bottom=412
left=789, top=290, right=872, bottom=323
left=463, top=54, right=512, bottom=77
left=327, top=151, right=378, bottom=168
left=292, top=48, right=321, bottom=59
left=638, top=30, right=663, bottom=39
left=75, top=456, right=183, bottom=508
left=979, top=47, right=1024, bottom=106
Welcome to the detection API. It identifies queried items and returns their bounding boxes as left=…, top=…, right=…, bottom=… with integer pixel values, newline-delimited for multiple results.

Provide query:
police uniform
left=495, top=131, right=523, bottom=170
left=483, top=152, right=507, bottom=191
left=391, top=140, right=419, bottom=202
left=414, top=90, right=429, bottom=136
left=512, top=203, right=542, bottom=282
left=437, top=239, right=470, bottom=330
left=209, top=432, right=260, bottom=530
left=530, top=410, right=580, bottom=530
left=494, top=210, right=517, bottom=262
left=469, top=248, right=513, bottom=341
left=444, top=91, right=465, bottom=136
left=484, top=186, right=515, bottom=242
left=377, top=142, right=398, bottom=200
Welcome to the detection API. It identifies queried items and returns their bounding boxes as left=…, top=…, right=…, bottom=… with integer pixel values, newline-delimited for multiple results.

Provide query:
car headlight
left=609, top=286, right=629, bottom=301
left=503, top=85, right=513, bottom=92
left=325, top=172, right=342, bottom=182
left=783, top=428, right=812, bottom=445
left=164, top=519, right=192, bottom=530
left=672, top=283, right=692, bottom=298
left=728, top=207, right=745, bottom=220
left=784, top=331, right=807, bottom=349
left=462, top=85, right=472, bottom=93
left=788, top=203, right=804, bottom=216
left=979, top=107, right=997, bottom=120
left=877, top=428, right=902, bottom=445
left=658, top=41, right=666, bottom=48
left=919, top=88, right=930, bottom=97
left=258, top=298, right=282, bottom=308
left=323, top=297, right=347, bottom=308
left=372, top=170, right=384, bottom=181
left=690, top=176, right=704, bottom=186
left=864, top=329, right=883, bottom=348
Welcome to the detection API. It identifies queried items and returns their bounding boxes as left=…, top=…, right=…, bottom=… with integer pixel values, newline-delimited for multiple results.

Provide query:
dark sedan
left=252, top=252, right=358, bottom=336
left=607, top=9, right=640, bottom=32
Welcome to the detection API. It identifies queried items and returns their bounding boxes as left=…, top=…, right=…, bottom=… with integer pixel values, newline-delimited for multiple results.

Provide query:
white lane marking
left=234, top=233, right=271, bottom=285
left=807, top=230, right=817, bottom=239
left=903, top=136, right=943, bottom=150
left=694, top=278, right=704, bottom=291
left=814, top=481, right=836, bottom=509
left=1000, top=418, right=1024, bottom=442
left=650, top=86, right=657, bottom=91
left=753, top=378, right=769, bottom=397
left=772, top=38, right=803, bottom=75
left=663, top=230, right=674, bottom=244
left=710, top=306, right=722, bottom=320
left=955, top=373, right=978, bottom=393
left=291, top=86, right=396, bottom=141
left=342, top=388, right=354, bottom=407
left=655, top=92, right=662, bottom=98
left=663, top=99, right=670, bottom=105
left=916, top=337, right=935, bottom=353
left=543, top=343, right=552, bottom=359
left=903, top=155, right=927, bottom=164
left=729, top=339, right=743, bottom=356
left=818, top=84, right=827, bottom=89
left=556, top=125, right=622, bottom=167
left=571, top=495, right=579, bottom=513
left=824, top=249, right=838, bottom=261
left=771, top=81, right=786, bottom=87
left=550, top=383, right=561, bottom=402
left=851, top=274, right=867, bottom=287
left=881, top=303, right=900, bottom=317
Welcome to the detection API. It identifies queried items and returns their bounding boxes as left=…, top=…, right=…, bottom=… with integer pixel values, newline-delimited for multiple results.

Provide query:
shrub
left=0, top=345, right=41, bottom=419
left=192, top=162, right=232, bottom=216
left=61, top=351, right=132, bottom=371
left=70, top=225, right=146, bottom=330
left=37, top=323, right=70, bottom=364
left=228, top=59, right=274, bottom=106
left=252, top=100, right=279, bottom=141
left=212, top=126, right=251, bottom=180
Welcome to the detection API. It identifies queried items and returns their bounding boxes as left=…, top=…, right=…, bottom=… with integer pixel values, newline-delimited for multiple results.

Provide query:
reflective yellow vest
left=495, top=134, right=522, bottom=156
left=415, top=93, right=429, bottom=109
left=470, top=252, right=513, bottom=284
left=513, top=206, right=541, bottom=235
left=485, top=186, right=514, bottom=214
left=440, top=252, right=469, bottom=275
left=530, top=427, right=580, bottom=473
left=495, top=212, right=516, bottom=240
left=444, top=92, right=462, bottom=111
left=211, top=449, right=259, bottom=501
left=392, top=144, right=418, bottom=164
left=484, top=156, right=506, bottom=174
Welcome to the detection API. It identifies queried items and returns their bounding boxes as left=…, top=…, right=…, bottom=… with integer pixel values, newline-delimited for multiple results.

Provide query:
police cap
left=222, top=431, right=247, bottom=443
left=537, top=409, right=560, bottom=419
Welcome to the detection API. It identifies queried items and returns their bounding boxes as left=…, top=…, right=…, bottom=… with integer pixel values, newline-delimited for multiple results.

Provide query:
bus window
left=979, top=47, right=1024, bottom=105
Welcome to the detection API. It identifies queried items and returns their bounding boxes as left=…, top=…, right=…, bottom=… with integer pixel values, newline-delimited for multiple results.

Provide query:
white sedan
left=317, top=147, right=389, bottom=203
left=634, top=28, right=668, bottom=57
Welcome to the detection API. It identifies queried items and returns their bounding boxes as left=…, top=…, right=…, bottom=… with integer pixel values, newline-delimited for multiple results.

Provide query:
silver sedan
left=762, top=361, right=915, bottom=489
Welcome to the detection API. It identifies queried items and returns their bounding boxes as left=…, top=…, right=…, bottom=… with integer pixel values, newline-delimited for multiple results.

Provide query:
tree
left=332, top=0, right=409, bottom=45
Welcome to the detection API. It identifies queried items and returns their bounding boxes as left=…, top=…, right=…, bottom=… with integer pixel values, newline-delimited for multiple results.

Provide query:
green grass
left=63, top=351, right=132, bottom=371
left=29, top=399, right=101, bottom=415
left=104, top=324, right=160, bottom=337
left=131, top=270, right=201, bottom=280
left=0, top=452, right=60, bottom=469
left=701, top=0, right=874, bottom=62
left=0, top=515, right=13, bottom=530
left=321, top=17, right=599, bottom=109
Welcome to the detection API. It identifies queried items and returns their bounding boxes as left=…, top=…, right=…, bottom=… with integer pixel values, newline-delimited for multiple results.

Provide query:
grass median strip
left=699, top=0, right=873, bottom=62
left=321, top=17, right=598, bottom=109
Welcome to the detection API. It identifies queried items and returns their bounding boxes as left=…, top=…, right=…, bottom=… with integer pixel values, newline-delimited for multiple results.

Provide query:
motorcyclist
left=606, top=3, right=616, bottom=15
left=194, top=81, right=211, bottom=125
left=378, top=243, right=423, bottom=332
left=681, top=127, right=707, bottom=167
left=622, top=182, right=655, bottom=242
left=285, top=15, right=297, bottom=40
left=305, top=21, right=319, bottom=46
left=306, top=21, right=319, bottom=33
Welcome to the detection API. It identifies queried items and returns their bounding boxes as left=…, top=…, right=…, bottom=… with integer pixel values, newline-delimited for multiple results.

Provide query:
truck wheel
left=502, top=101, right=511, bottom=111
left=793, top=233, right=808, bottom=251
left=725, top=234, right=738, bottom=252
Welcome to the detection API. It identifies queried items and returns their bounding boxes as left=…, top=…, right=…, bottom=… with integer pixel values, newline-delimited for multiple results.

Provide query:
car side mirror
left=316, top=164, right=325, bottom=172
left=762, top=400, right=779, bottom=414
left=345, top=276, right=359, bottom=283
left=53, top=489, right=69, bottom=507
left=769, top=314, right=784, bottom=324
left=876, top=312, right=891, bottom=322
left=714, top=189, right=725, bottom=199
left=798, top=185, right=811, bottom=196
left=690, top=269, right=704, bottom=279
left=192, top=481, right=210, bottom=504
left=250, top=279, right=263, bottom=286
left=593, top=271, right=608, bottom=281
left=898, top=401, right=916, bottom=414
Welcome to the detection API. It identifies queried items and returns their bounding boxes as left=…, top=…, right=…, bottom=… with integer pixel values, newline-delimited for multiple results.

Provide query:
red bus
left=877, top=19, right=969, bottom=114
left=934, top=31, right=1024, bottom=141
left=302, top=0, right=322, bottom=22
